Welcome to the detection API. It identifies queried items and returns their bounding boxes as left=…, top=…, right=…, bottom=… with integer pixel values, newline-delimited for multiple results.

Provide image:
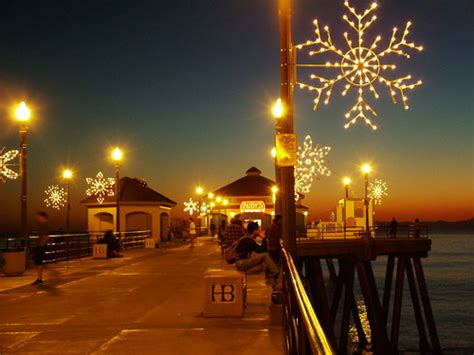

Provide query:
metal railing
left=305, top=225, right=366, bottom=240
left=1, top=230, right=152, bottom=263
left=374, top=224, right=429, bottom=238
left=281, top=247, right=334, bottom=354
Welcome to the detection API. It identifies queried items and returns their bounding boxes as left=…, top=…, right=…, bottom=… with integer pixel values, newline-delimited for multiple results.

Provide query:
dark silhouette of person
left=413, top=218, right=421, bottom=238
left=266, top=214, right=282, bottom=264
left=31, top=212, right=49, bottom=286
left=389, top=217, right=398, bottom=238
left=100, top=230, right=122, bottom=257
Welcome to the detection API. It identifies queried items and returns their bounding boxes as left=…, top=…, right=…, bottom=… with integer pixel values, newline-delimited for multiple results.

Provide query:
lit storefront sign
left=240, top=201, right=266, bottom=213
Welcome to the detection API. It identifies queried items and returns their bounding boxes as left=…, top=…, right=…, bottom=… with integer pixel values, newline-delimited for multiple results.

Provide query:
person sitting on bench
left=98, top=230, right=122, bottom=258
left=235, top=222, right=279, bottom=279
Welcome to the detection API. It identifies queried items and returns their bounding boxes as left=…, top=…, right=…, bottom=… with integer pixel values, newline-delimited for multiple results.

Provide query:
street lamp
left=343, top=177, right=351, bottom=198
left=272, top=98, right=284, bottom=119
left=223, top=199, right=228, bottom=217
left=63, top=168, right=73, bottom=233
left=272, top=99, right=284, bottom=217
left=361, top=164, right=372, bottom=237
left=196, top=186, right=204, bottom=234
left=16, top=102, right=30, bottom=246
left=111, top=147, right=123, bottom=240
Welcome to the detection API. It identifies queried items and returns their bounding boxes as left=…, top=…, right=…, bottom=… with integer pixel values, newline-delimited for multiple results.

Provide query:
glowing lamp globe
left=343, top=177, right=351, bottom=186
left=16, top=102, right=30, bottom=122
left=112, top=147, right=123, bottom=162
left=271, top=147, right=277, bottom=158
left=362, top=164, right=372, bottom=174
left=272, top=98, right=284, bottom=119
left=63, top=169, right=73, bottom=180
left=196, top=186, right=204, bottom=195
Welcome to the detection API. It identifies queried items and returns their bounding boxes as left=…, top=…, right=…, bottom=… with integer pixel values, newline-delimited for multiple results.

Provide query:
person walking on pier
left=389, top=217, right=398, bottom=238
left=31, top=212, right=49, bottom=287
left=189, top=218, right=197, bottom=248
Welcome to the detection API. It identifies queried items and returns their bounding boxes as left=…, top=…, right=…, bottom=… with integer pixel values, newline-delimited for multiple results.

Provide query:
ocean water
left=370, top=233, right=474, bottom=352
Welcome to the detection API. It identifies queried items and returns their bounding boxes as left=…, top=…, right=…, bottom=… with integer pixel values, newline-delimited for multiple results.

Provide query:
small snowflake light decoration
left=295, top=1, right=423, bottom=130
left=200, top=202, right=210, bottom=217
left=44, top=185, right=67, bottom=210
left=368, top=178, right=388, bottom=205
left=85, top=171, right=115, bottom=204
left=184, top=198, right=199, bottom=216
left=294, top=135, right=331, bottom=198
left=0, top=147, right=19, bottom=182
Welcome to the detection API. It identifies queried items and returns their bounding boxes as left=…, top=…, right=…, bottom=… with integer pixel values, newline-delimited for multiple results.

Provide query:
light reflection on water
left=340, top=233, right=473, bottom=352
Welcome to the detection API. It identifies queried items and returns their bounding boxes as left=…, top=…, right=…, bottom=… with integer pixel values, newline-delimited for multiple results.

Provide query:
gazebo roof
left=81, top=177, right=177, bottom=206
left=213, top=167, right=275, bottom=197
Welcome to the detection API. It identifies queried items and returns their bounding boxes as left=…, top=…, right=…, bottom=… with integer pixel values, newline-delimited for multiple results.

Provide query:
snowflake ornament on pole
left=200, top=202, right=210, bottom=217
left=0, top=147, right=19, bottom=182
left=44, top=185, right=67, bottom=210
left=368, top=178, right=388, bottom=205
left=85, top=171, right=115, bottom=204
left=295, top=1, right=423, bottom=129
left=294, top=135, right=331, bottom=198
left=184, top=198, right=199, bottom=216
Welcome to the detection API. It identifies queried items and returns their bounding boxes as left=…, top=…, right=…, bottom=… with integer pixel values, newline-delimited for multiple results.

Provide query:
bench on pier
left=92, top=244, right=107, bottom=259
left=203, top=268, right=247, bottom=318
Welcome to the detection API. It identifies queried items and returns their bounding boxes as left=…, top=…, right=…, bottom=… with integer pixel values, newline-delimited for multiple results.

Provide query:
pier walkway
left=0, top=238, right=284, bottom=354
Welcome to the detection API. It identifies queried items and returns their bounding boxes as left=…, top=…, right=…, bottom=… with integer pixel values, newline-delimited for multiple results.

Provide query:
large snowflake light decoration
left=184, top=198, right=199, bottom=216
left=44, top=185, right=67, bottom=210
left=294, top=135, right=331, bottom=197
left=368, top=178, right=388, bottom=205
left=85, top=171, right=115, bottom=204
left=295, top=1, right=423, bottom=130
left=0, top=147, right=19, bottom=182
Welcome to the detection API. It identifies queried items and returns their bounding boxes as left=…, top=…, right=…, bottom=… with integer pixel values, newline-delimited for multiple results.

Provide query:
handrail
left=281, top=247, right=334, bottom=354
left=1, top=230, right=153, bottom=263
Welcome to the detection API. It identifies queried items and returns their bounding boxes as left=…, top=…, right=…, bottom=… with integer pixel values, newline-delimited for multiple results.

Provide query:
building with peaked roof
left=210, top=167, right=308, bottom=233
left=81, top=177, right=177, bottom=241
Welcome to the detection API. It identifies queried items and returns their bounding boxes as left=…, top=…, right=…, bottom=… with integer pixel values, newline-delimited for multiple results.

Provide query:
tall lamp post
left=277, top=0, right=297, bottom=254
left=16, top=102, right=31, bottom=247
left=196, top=186, right=203, bottom=235
left=112, top=147, right=123, bottom=241
left=63, top=168, right=73, bottom=233
left=343, top=177, right=351, bottom=199
left=361, top=164, right=372, bottom=237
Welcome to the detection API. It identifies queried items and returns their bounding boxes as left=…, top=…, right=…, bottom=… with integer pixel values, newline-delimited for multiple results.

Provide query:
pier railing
left=281, top=247, right=334, bottom=354
left=303, top=224, right=429, bottom=240
left=2, top=230, right=152, bottom=263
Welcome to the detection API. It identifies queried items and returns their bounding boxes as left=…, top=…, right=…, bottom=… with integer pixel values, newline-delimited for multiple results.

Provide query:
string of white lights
left=295, top=1, right=423, bottom=130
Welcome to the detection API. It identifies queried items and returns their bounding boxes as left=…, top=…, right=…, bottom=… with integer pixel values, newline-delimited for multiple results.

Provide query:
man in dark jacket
left=235, top=222, right=279, bottom=277
left=266, top=214, right=282, bottom=264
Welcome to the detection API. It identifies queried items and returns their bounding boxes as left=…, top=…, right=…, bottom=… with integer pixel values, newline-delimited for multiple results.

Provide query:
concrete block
left=144, top=239, right=155, bottom=249
left=93, top=244, right=107, bottom=259
left=204, top=269, right=246, bottom=317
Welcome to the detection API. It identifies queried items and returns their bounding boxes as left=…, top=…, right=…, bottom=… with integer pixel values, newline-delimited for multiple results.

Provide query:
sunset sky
left=0, top=0, right=472, bottom=231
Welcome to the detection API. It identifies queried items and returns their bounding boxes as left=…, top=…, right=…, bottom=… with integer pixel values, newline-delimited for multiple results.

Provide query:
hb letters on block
left=211, top=284, right=235, bottom=303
